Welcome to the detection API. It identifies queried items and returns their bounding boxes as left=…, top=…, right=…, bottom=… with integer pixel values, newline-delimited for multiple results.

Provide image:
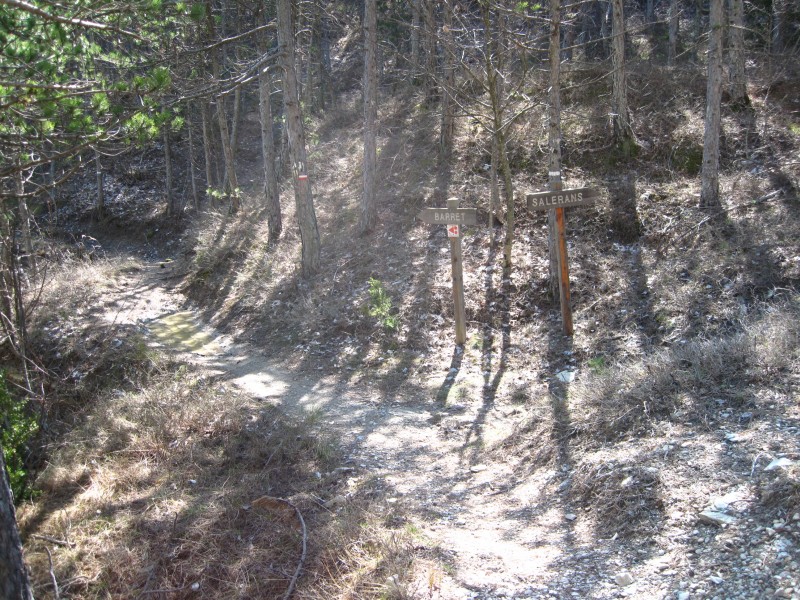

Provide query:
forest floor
left=14, top=45, right=800, bottom=600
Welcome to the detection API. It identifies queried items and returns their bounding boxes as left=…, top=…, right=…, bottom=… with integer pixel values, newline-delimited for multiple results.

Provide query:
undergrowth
left=0, top=371, right=38, bottom=500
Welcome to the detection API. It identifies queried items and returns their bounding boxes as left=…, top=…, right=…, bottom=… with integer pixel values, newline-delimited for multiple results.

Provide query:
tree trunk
left=201, top=100, right=215, bottom=192
left=259, top=68, right=282, bottom=245
left=206, top=0, right=240, bottom=213
left=422, top=0, right=438, bottom=104
left=187, top=104, right=200, bottom=211
left=230, top=85, right=242, bottom=153
left=410, top=0, right=421, bottom=78
left=94, top=149, right=105, bottom=219
left=772, top=0, right=787, bottom=53
left=164, top=124, right=175, bottom=217
left=15, top=171, right=33, bottom=272
left=439, top=0, right=456, bottom=165
left=0, top=447, right=33, bottom=600
left=611, top=0, right=636, bottom=155
left=727, top=0, right=749, bottom=107
left=668, top=0, right=679, bottom=65
left=482, top=6, right=514, bottom=276
left=548, top=0, right=563, bottom=301
left=361, top=0, right=378, bottom=234
left=608, top=176, right=641, bottom=242
left=701, top=0, right=724, bottom=209
left=278, top=0, right=320, bottom=277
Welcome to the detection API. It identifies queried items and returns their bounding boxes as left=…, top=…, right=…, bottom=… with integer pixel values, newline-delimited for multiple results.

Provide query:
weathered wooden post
left=447, top=198, right=467, bottom=345
left=526, top=187, right=599, bottom=336
left=417, top=197, right=477, bottom=346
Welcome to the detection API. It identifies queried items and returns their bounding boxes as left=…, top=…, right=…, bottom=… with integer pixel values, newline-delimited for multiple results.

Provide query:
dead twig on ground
left=45, top=546, right=61, bottom=600
left=251, top=495, right=308, bottom=600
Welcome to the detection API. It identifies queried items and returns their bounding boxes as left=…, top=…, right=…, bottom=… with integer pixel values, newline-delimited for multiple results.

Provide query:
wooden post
left=448, top=197, right=467, bottom=345
left=555, top=206, right=573, bottom=336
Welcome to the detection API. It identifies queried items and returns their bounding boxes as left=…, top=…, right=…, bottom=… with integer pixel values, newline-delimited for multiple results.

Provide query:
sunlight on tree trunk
left=548, top=0, right=563, bottom=301
left=259, top=67, right=282, bottom=245
left=0, top=448, right=33, bottom=600
left=611, top=0, right=637, bottom=156
left=278, top=0, right=320, bottom=277
left=701, top=0, right=724, bottom=209
left=727, top=0, right=750, bottom=107
left=668, top=0, right=679, bottom=65
left=361, top=0, right=378, bottom=234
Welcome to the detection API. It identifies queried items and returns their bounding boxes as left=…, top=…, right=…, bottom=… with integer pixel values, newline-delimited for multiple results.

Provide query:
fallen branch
left=31, top=534, right=75, bottom=548
left=250, top=496, right=308, bottom=600
left=45, top=546, right=61, bottom=600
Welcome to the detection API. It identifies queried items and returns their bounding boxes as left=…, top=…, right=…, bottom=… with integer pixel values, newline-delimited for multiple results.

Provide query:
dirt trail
left=99, top=258, right=742, bottom=600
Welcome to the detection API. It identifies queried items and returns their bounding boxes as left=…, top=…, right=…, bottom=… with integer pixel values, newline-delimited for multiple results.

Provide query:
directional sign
left=417, top=207, right=478, bottom=225
left=526, top=187, right=599, bottom=210
left=447, top=225, right=459, bottom=238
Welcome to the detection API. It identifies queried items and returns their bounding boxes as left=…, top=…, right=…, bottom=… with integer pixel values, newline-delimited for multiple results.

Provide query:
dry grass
left=19, top=365, right=345, bottom=599
left=568, top=299, right=799, bottom=442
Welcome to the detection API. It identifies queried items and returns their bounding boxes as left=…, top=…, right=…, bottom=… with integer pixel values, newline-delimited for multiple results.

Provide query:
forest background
left=1, top=0, right=799, bottom=598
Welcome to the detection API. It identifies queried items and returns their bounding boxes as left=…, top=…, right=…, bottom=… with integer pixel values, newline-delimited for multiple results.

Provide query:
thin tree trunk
left=278, top=0, right=320, bottom=277
left=410, top=0, right=421, bottom=77
left=230, top=85, right=242, bottom=153
left=187, top=104, right=200, bottom=211
left=701, top=0, right=724, bottom=209
left=548, top=0, right=563, bottom=301
left=201, top=100, right=215, bottom=192
left=772, top=0, right=787, bottom=53
left=727, top=0, right=749, bottom=107
left=206, top=0, right=239, bottom=212
left=439, top=0, right=456, bottom=165
left=0, top=447, right=33, bottom=600
left=164, top=124, right=175, bottom=216
left=611, top=0, right=636, bottom=155
left=482, top=6, right=514, bottom=276
left=361, top=0, right=378, bottom=234
left=94, top=149, right=105, bottom=219
left=216, top=97, right=239, bottom=211
left=260, top=68, right=282, bottom=244
left=15, top=171, right=33, bottom=272
left=422, top=0, right=438, bottom=104
left=668, top=0, right=679, bottom=65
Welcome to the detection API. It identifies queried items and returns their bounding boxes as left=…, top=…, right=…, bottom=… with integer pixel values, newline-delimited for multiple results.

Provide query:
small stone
left=615, top=572, right=634, bottom=587
left=565, top=513, right=577, bottom=521
left=325, top=495, right=347, bottom=508
left=556, top=370, right=576, bottom=383
left=677, top=592, right=690, bottom=600
left=698, top=510, right=737, bottom=526
left=765, top=458, right=796, bottom=471
left=470, top=464, right=487, bottom=473
left=190, top=582, right=200, bottom=591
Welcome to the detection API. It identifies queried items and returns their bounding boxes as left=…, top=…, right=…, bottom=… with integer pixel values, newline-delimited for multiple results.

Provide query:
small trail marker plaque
left=526, top=186, right=599, bottom=337
left=417, top=198, right=473, bottom=345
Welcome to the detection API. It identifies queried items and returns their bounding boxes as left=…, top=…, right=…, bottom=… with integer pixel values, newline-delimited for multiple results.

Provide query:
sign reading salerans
left=526, top=187, right=599, bottom=210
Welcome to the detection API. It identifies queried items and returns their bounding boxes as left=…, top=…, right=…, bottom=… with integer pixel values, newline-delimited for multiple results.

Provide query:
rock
left=677, top=592, right=690, bottom=600
left=325, top=494, right=347, bottom=508
left=565, top=513, right=577, bottom=521
left=698, top=510, right=737, bottom=526
left=556, top=370, right=576, bottom=383
left=615, top=572, right=634, bottom=587
left=765, top=458, right=796, bottom=471
left=470, top=464, right=487, bottom=473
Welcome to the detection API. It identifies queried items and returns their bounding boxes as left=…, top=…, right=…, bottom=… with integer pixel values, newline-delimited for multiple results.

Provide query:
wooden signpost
left=417, top=198, right=476, bottom=346
left=526, top=186, right=599, bottom=336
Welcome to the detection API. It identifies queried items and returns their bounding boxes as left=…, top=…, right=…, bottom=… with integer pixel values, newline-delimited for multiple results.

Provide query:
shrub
left=0, top=371, right=38, bottom=501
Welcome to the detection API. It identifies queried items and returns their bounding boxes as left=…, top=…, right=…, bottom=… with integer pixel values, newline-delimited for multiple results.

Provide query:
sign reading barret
left=417, top=207, right=478, bottom=225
